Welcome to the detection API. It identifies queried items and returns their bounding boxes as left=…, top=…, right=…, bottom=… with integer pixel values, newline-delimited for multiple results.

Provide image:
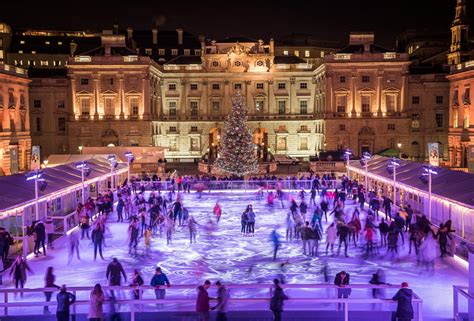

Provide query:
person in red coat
left=196, top=280, right=213, bottom=321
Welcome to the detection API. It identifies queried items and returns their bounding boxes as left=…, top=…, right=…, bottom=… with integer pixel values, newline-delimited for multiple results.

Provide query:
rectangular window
left=386, top=95, right=396, bottom=112
left=57, top=100, right=65, bottom=108
left=337, top=96, right=346, bottom=113
left=194, top=49, right=201, bottom=56
left=35, top=117, right=41, bottom=132
left=412, top=96, right=420, bottom=104
left=339, top=124, right=346, bottom=131
left=362, top=75, right=370, bottom=83
left=361, top=95, right=371, bottom=113
left=436, top=96, right=444, bottom=104
left=40, top=60, right=48, bottom=66
left=339, top=76, right=346, bottom=83
left=277, top=137, right=287, bottom=150
left=190, top=101, right=199, bottom=116
left=168, top=83, right=177, bottom=91
left=190, top=137, right=200, bottom=151
left=453, top=89, right=459, bottom=105
left=278, top=82, right=286, bottom=90
left=169, top=137, right=178, bottom=151
left=81, top=98, right=90, bottom=116
left=294, top=50, right=300, bottom=57
left=34, top=99, right=41, bottom=108
left=171, top=49, right=178, bottom=56
left=283, top=50, right=289, bottom=56
left=256, top=83, right=264, bottom=89
left=300, top=125, right=308, bottom=132
left=190, top=83, right=198, bottom=91
left=158, top=49, right=165, bottom=55
left=436, top=112, right=444, bottom=128
left=320, top=51, right=325, bottom=58
left=234, top=83, right=242, bottom=90
left=305, top=50, right=310, bottom=57
left=184, top=49, right=191, bottom=56
left=130, top=98, right=139, bottom=115
left=145, top=48, right=152, bottom=55
left=299, top=82, right=308, bottom=89
left=169, top=126, right=177, bottom=132
left=463, top=87, right=471, bottom=104
left=80, top=78, right=89, bottom=85
left=255, top=100, right=264, bottom=113
left=299, top=100, right=308, bottom=114
left=212, top=83, right=220, bottom=90
left=169, top=101, right=177, bottom=116
left=411, top=114, right=420, bottom=129
left=278, top=101, right=286, bottom=114
left=387, top=124, right=395, bottom=131
left=191, top=126, right=198, bottom=132
left=212, top=101, right=220, bottom=114
left=58, top=117, right=66, bottom=132
left=104, top=97, right=114, bottom=116
left=453, top=109, right=459, bottom=128
left=299, top=137, right=308, bottom=150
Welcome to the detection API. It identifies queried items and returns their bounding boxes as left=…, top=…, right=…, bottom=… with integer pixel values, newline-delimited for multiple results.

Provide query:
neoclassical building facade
left=0, top=64, right=31, bottom=175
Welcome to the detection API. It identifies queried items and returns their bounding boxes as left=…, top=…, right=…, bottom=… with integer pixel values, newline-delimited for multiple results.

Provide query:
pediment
left=101, top=90, right=117, bottom=95
left=76, top=90, right=92, bottom=95
left=358, top=87, right=375, bottom=93
left=334, top=87, right=350, bottom=93
left=383, top=87, right=400, bottom=93
left=125, top=90, right=141, bottom=95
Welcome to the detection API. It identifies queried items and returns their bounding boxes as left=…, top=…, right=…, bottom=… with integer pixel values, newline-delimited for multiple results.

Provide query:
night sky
left=2, top=0, right=471, bottom=48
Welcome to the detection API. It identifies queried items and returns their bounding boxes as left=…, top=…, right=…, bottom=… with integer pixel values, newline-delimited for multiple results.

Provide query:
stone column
left=201, top=81, right=208, bottom=117
left=180, top=79, right=187, bottom=119
left=70, top=78, right=78, bottom=118
left=377, top=73, right=383, bottom=114
left=400, top=72, right=407, bottom=112
left=289, top=77, right=296, bottom=114
left=159, top=79, right=165, bottom=119
left=326, top=73, right=333, bottom=114
left=350, top=73, right=356, bottom=114
left=93, top=74, right=100, bottom=119
left=119, top=74, right=124, bottom=118
left=267, top=80, right=273, bottom=115
left=224, top=80, right=230, bottom=115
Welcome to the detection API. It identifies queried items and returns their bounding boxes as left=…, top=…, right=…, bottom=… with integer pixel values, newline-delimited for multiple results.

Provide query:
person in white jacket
left=88, top=283, right=105, bottom=321
left=44, top=218, right=55, bottom=249
left=326, top=222, right=337, bottom=255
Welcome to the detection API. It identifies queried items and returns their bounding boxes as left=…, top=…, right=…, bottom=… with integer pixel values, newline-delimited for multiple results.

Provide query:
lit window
left=299, top=137, right=308, bottom=150
left=190, top=101, right=199, bottom=116
left=320, top=51, right=325, bottom=58
left=300, top=125, right=308, bottom=132
left=168, top=83, right=177, bottom=91
left=18, top=50, right=23, bottom=54
left=81, top=98, right=90, bottom=116
left=45, top=41, right=50, bottom=45
left=145, top=48, right=152, bottom=55
left=190, top=137, right=200, bottom=151
left=31, top=51, right=36, bottom=54
left=158, top=49, right=165, bottom=55
left=305, top=50, right=310, bottom=57
left=58, top=41, right=63, bottom=45
left=361, top=95, right=371, bottom=113
left=386, top=95, right=396, bottom=112
left=212, top=83, right=220, bottom=90
left=337, top=96, right=346, bottom=113
left=212, top=101, right=220, bottom=114
left=184, top=49, right=191, bottom=55
left=20, top=40, right=25, bottom=44
left=40, top=60, right=48, bottom=66
left=194, top=49, right=201, bottom=56
left=171, top=49, right=178, bottom=56
left=411, top=114, right=420, bottom=129
left=191, top=126, right=198, bottom=132
left=130, top=98, right=139, bottom=115
left=168, top=101, right=177, bottom=116
left=299, top=100, right=308, bottom=114
left=255, top=100, right=264, bottom=113
left=277, top=137, right=287, bottom=150
left=294, top=50, right=300, bottom=57
left=283, top=50, right=289, bottom=56
left=104, top=97, right=114, bottom=116
left=169, top=126, right=177, bottom=132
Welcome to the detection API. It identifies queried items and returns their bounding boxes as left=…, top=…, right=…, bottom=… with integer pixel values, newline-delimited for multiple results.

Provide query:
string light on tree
left=215, top=91, right=258, bottom=176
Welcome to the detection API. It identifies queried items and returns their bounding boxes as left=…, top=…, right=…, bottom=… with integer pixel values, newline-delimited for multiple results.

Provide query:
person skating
left=213, top=202, right=222, bottom=223
left=106, top=258, right=127, bottom=298
left=189, top=215, right=199, bottom=244
left=88, top=283, right=105, bottom=321
left=196, top=280, right=213, bottom=321
left=116, top=197, right=125, bottom=223
left=56, top=285, right=76, bottom=321
left=128, top=217, right=139, bottom=255
left=10, top=256, right=33, bottom=294
left=270, top=279, right=288, bottom=321
left=91, top=224, right=105, bottom=261
left=392, top=282, right=413, bottom=321
left=33, top=220, right=47, bottom=256
left=44, top=266, right=60, bottom=314
left=67, top=229, right=81, bottom=264
left=271, top=229, right=281, bottom=261
left=326, top=222, right=337, bottom=255
left=379, top=218, right=389, bottom=247
left=382, top=196, right=393, bottom=220
left=241, top=209, right=249, bottom=236
left=44, top=217, right=55, bottom=249
left=285, top=213, right=294, bottom=242
left=211, top=280, right=230, bottom=321
left=336, top=222, right=350, bottom=257
left=436, top=223, right=451, bottom=257
left=246, top=205, right=256, bottom=236
left=302, top=221, right=312, bottom=255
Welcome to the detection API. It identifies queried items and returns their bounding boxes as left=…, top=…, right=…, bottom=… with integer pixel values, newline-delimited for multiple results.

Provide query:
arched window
left=8, top=92, right=15, bottom=108
left=20, top=94, right=25, bottom=109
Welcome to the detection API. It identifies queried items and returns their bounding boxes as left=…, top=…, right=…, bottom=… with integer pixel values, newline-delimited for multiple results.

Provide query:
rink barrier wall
left=0, top=283, right=423, bottom=321
left=453, top=285, right=473, bottom=320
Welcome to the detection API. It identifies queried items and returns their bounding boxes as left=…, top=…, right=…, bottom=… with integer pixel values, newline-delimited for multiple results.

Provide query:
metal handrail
left=453, top=285, right=474, bottom=320
left=0, top=283, right=423, bottom=321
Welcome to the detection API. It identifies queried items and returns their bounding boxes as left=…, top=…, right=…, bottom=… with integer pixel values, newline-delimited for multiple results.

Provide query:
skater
left=325, top=222, right=337, bottom=255
left=44, top=266, right=60, bottom=314
left=419, top=232, right=437, bottom=273
left=270, top=279, right=288, bottom=321
left=379, top=218, right=389, bottom=247
left=88, top=283, right=105, bottom=321
left=392, top=282, right=413, bottom=321
left=299, top=200, right=308, bottom=222
left=128, top=217, right=139, bottom=255
left=336, top=222, right=350, bottom=257
left=106, top=258, right=127, bottom=299
left=45, top=217, right=55, bottom=249
left=271, top=229, right=281, bottom=261
left=241, top=209, right=249, bottom=236
left=213, top=202, right=222, bottom=222
left=68, top=229, right=81, bottom=264
left=33, top=220, right=46, bottom=256
left=285, top=213, right=294, bottom=242
left=247, top=205, right=256, bottom=236
left=144, top=226, right=152, bottom=255
left=211, top=280, right=230, bottom=321
left=302, top=222, right=312, bottom=255
left=436, top=223, right=451, bottom=257
left=116, top=197, right=124, bottom=223
left=80, top=214, right=91, bottom=240
left=196, top=280, right=212, bottom=321
left=92, top=224, right=105, bottom=261
left=10, top=256, right=32, bottom=292
left=334, top=271, right=351, bottom=310
left=320, top=198, right=329, bottom=223
left=189, top=215, right=199, bottom=244
left=310, top=188, right=317, bottom=206
left=56, top=285, right=76, bottom=321
left=382, top=196, right=393, bottom=220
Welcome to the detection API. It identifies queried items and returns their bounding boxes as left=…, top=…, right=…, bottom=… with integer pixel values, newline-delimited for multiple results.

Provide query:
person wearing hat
left=392, top=282, right=413, bottom=321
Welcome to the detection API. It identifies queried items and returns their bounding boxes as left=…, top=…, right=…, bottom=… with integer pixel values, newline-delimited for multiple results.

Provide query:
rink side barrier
left=0, top=283, right=423, bottom=321
left=453, top=285, right=473, bottom=320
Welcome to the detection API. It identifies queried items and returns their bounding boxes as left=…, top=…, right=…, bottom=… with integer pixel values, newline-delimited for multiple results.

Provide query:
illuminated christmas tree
left=214, top=92, right=258, bottom=176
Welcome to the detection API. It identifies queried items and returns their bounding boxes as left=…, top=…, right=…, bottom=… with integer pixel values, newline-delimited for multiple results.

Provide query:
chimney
left=127, top=28, right=133, bottom=41
left=113, top=23, right=119, bottom=35
left=176, top=28, right=183, bottom=45
left=152, top=27, right=158, bottom=45
left=269, top=38, right=275, bottom=55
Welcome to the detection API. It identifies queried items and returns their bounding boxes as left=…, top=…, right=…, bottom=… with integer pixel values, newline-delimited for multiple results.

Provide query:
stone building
left=314, top=32, right=412, bottom=157
left=0, top=64, right=31, bottom=175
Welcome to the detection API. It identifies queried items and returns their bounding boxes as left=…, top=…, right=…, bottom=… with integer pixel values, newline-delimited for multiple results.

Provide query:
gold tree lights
left=214, top=92, right=258, bottom=176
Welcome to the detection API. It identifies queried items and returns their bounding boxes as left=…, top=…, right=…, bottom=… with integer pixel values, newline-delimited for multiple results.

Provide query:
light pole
left=75, top=161, right=90, bottom=204
left=78, top=145, right=83, bottom=154
left=397, top=142, right=402, bottom=158
left=387, top=158, right=400, bottom=206
left=124, top=151, right=134, bottom=187
left=361, top=152, right=372, bottom=192
left=26, top=170, right=46, bottom=257
left=344, top=149, right=352, bottom=178
left=420, top=165, right=438, bottom=221
left=107, top=155, right=118, bottom=190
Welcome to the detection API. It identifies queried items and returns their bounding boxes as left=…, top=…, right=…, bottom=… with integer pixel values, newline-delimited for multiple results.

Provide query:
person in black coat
left=270, top=279, right=288, bottom=321
left=33, top=221, right=46, bottom=256
left=91, top=225, right=105, bottom=261
left=334, top=271, right=351, bottom=310
left=392, top=282, right=413, bottom=321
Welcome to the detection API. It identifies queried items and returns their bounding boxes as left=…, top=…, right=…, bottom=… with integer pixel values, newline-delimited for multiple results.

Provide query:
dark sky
left=2, top=0, right=470, bottom=48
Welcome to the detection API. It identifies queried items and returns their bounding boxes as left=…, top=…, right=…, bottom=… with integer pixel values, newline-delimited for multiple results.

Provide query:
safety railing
left=453, top=285, right=473, bottom=320
left=0, top=283, right=423, bottom=321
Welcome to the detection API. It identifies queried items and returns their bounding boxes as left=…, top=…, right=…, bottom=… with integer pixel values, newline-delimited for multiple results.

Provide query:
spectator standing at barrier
left=151, top=267, right=171, bottom=306
left=56, top=285, right=76, bottom=321
left=130, top=269, right=144, bottom=300
left=212, top=280, right=230, bottom=321
left=106, top=258, right=127, bottom=298
left=270, top=278, right=288, bottom=321
left=334, top=271, right=351, bottom=310
left=88, top=283, right=105, bottom=321
left=196, top=280, right=213, bottom=321
left=392, top=282, right=413, bottom=321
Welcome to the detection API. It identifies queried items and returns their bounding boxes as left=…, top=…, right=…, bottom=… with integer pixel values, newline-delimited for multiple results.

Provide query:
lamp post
left=421, top=165, right=438, bottom=221
left=78, top=145, right=83, bottom=154
left=388, top=158, right=400, bottom=206
left=124, top=151, right=134, bottom=187
left=361, top=152, right=372, bottom=192
left=107, top=155, right=117, bottom=190
left=344, top=149, right=352, bottom=178
left=75, top=161, right=90, bottom=204
left=26, top=170, right=45, bottom=257
left=397, top=142, right=402, bottom=158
